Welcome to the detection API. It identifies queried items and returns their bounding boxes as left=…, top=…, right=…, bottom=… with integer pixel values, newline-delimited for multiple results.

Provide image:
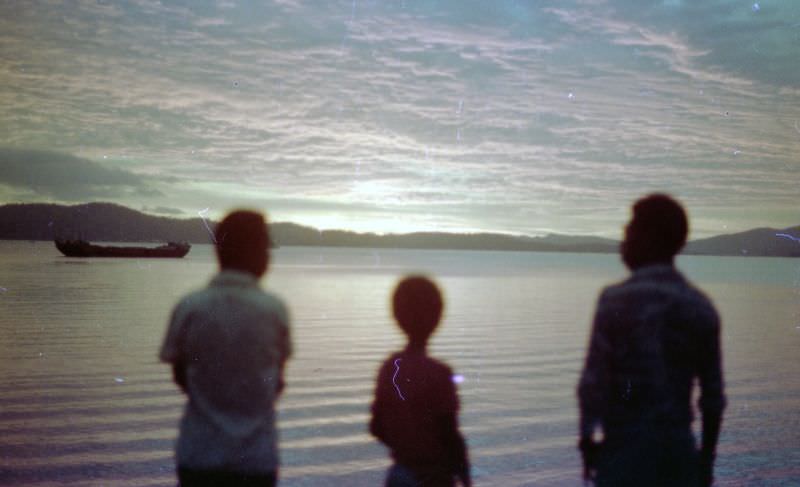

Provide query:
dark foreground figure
left=370, top=276, right=471, bottom=487
left=578, top=194, right=726, bottom=486
left=160, top=211, right=292, bottom=487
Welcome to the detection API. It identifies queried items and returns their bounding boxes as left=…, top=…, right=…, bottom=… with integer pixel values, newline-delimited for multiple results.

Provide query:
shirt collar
left=631, top=263, right=683, bottom=281
left=210, top=269, right=260, bottom=288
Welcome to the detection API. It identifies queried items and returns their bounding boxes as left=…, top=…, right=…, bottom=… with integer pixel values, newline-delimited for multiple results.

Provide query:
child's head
left=392, top=275, right=443, bottom=345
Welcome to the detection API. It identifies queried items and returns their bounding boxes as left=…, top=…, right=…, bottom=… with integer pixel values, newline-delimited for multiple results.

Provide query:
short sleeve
left=435, top=364, right=460, bottom=415
left=159, top=299, right=189, bottom=364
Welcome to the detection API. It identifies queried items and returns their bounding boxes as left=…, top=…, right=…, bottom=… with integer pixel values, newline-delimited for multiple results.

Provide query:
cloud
left=0, top=148, right=162, bottom=201
left=605, top=0, right=800, bottom=86
left=0, top=1, right=798, bottom=237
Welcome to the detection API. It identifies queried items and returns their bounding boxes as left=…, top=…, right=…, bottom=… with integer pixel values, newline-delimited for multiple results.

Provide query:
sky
left=1, top=0, right=799, bottom=238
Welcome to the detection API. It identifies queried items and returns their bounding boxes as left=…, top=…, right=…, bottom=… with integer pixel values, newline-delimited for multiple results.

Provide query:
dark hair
left=392, top=275, right=443, bottom=345
left=622, top=193, right=688, bottom=269
left=214, top=210, right=270, bottom=277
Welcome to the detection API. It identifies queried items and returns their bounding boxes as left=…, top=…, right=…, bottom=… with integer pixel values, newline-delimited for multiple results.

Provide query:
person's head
left=392, top=275, right=444, bottom=348
left=621, top=193, right=688, bottom=270
left=214, top=210, right=270, bottom=278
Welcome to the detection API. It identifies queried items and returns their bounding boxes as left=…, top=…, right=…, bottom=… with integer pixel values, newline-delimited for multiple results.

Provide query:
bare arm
left=369, top=365, right=388, bottom=442
left=172, top=361, right=188, bottom=393
left=275, top=309, right=292, bottom=398
left=440, top=412, right=471, bottom=487
left=577, top=294, right=613, bottom=481
left=161, top=302, right=189, bottom=393
left=368, top=402, right=384, bottom=442
left=276, top=358, right=287, bottom=397
left=578, top=297, right=612, bottom=440
left=697, top=309, right=726, bottom=486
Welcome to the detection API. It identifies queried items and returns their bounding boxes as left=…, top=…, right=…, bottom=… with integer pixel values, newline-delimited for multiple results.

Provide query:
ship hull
left=54, top=240, right=191, bottom=258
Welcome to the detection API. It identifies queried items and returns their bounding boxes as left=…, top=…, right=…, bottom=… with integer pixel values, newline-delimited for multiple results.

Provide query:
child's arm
left=440, top=412, right=471, bottom=486
left=161, top=301, right=189, bottom=394
left=171, top=360, right=188, bottom=393
left=369, top=401, right=385, bottom=442
left=369, top=363, right=388, bottom=443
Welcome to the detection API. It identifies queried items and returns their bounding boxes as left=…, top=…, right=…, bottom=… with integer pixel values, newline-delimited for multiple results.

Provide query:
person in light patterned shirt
left=578, top=194, right=725, bottom=487
left=161, top=210, right=291, bottom=487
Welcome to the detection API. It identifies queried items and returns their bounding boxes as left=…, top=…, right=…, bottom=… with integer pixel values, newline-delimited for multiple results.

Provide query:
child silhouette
left=370, top=276, right=471, bottom=487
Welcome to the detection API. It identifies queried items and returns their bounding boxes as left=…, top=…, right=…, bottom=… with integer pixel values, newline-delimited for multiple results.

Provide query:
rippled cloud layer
left=1, top=0, right=798, bottom=236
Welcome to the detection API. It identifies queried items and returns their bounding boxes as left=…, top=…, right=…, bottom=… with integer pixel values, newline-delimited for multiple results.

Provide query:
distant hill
left=685, top=227, right=800, bottom=257
left=0, top=202, right=798, bottom=257
left=0, top=202, right=618, bottom=253
left=280, top=228, right=618, bottom=253
left=0, top=202, right=215, bottom=243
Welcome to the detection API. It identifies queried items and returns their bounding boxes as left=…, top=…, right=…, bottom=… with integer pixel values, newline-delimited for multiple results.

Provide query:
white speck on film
left=198, top=208, right=217, bottom=243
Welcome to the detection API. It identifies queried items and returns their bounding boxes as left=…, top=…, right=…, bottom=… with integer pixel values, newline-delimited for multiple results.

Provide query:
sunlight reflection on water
left=0, top=242, right=798, bottom=485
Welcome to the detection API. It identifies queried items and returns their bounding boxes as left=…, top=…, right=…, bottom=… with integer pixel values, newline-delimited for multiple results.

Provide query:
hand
left=579, top=438, right=600, bottom=484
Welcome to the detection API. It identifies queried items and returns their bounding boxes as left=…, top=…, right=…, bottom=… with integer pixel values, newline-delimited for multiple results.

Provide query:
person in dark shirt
left=370, top=276, right=471, bottom=487
left=577, top=194, right=726, bottom=487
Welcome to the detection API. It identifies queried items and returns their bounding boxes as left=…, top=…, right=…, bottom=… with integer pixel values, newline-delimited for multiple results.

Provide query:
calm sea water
left=0, top=241, right=798, bottom=486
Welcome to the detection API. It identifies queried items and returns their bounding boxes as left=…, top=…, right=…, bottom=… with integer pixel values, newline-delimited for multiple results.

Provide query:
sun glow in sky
left=1, top=1, right=799, bottom=237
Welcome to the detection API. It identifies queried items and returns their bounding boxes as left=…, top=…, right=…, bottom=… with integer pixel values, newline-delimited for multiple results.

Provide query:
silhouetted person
left=578, top=194, right=726, bottom=486
left=160, top=210, right=291, bottom=487
left=370, top=276, right=471, bottom=487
